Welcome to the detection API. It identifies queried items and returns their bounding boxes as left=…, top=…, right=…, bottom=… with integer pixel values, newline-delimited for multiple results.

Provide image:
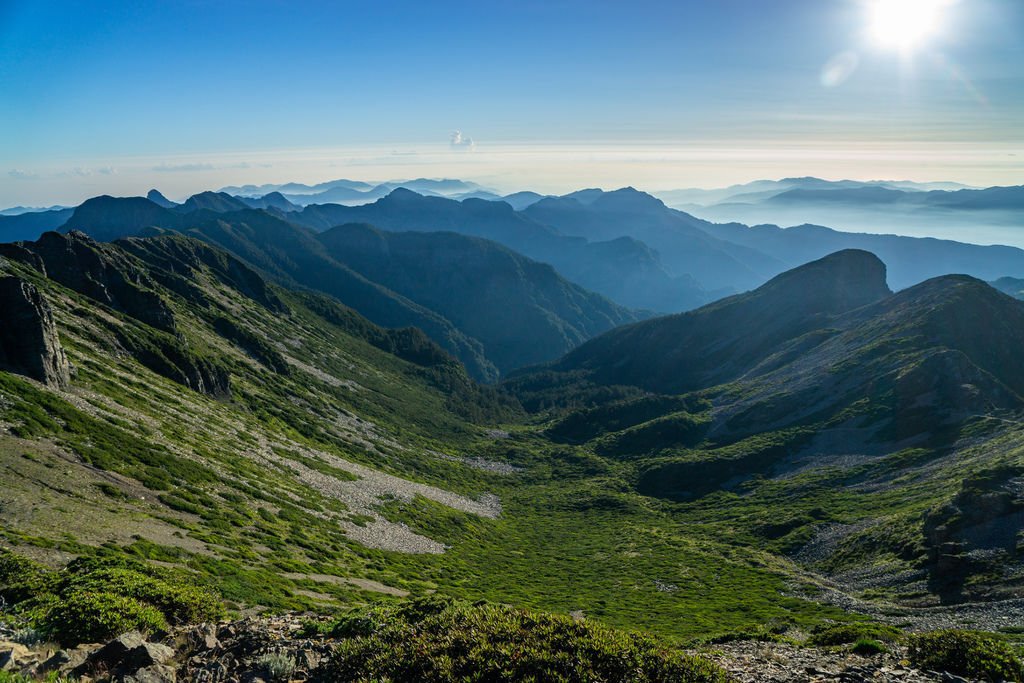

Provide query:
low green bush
left=850, top=638, right=887, bottom=656
left=808, top=622, right=902, bottom=646
left=0, top=550, right=224, bottom=645
left=315, top=596, right=728, bottom=682
left=47, top=591, right=168, bottom=644
left=258, top=652, right=297, bottom=682
left=907, top=630, right=1024, bottom=681
left=0, top=552, right=57, bottom=604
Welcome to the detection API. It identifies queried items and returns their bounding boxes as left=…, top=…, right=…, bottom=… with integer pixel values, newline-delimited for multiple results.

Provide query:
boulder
left=0, top=642, right=33, bottom=671
left=75, top=631, right=175, bottom=678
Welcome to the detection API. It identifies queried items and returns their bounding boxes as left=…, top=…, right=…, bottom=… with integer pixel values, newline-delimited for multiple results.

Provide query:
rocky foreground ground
left=0, top=614, right=1007, bottom=683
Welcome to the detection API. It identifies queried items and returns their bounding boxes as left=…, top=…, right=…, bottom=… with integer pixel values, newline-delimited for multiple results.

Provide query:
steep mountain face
left=317, top=223, right=638, bottom=372
left=707, top=222, right=1024, bottom=290
left=523, top=188, right=784, bottom=292
left=538, top=250, right=1024, bottom=436
left=1, top=232, right=234, bottom=396
left=183, top=210, right=646, bottom=378
left=291, top=189, right=710, bottom=312
left=708, top=273, right=1024, bottom=440
left=0, top=274, right=70, bottom=388
left=178, top=209, right=498, bottom=381
left=549, top=250, right=891, bottom=395
left=0, top=231, right=179, bottom=333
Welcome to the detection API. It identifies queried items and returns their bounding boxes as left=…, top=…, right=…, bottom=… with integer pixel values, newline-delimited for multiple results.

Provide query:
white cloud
left=450, top=130, right=475, bottom=150
left=152, top=162, right=216, bottom=172
left=8, top=169, right=38, bottom=179
left=52, top=166, right=119, bottom=177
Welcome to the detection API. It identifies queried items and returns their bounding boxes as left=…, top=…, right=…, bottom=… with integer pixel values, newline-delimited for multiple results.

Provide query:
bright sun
left=868, top=0, right=951, bottom=51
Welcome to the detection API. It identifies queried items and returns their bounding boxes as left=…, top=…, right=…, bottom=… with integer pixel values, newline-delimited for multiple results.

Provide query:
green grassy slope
left=0, top=233, right=860, bottom=643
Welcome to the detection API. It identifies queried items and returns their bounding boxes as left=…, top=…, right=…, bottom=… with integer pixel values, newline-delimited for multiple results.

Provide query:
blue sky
left=1, top=0, right=1022, bottom=204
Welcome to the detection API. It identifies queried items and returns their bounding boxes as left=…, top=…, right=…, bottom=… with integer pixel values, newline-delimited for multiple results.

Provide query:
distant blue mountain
left=0, top=208, right=74, bottom=241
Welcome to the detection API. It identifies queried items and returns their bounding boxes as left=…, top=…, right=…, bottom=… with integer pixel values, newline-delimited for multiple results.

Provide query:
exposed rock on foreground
left=0, top=615, right=1001, bottom=682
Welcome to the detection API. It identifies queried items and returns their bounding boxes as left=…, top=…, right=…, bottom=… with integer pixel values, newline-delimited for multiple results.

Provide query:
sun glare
left=868, top=0, right=951, bottom=51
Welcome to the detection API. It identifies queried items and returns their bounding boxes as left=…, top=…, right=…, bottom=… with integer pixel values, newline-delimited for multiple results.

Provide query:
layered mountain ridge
left=506, top=248, right=1024, bottom=603
left=2, top=217, right=1024, bottom=649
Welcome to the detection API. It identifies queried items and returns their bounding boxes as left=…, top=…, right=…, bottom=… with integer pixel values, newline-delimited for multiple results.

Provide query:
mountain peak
left=552, top=249, right=892, bottom=395
left=384, top=187, right=425, bottom=202
left=146, top=189, right=177, bottom=208
left=757, top=248, right=890, bottom=314
left=592, top=187, right=667, bottom=212
left=62, top=195, right=179, bottom=242
left=180, top=191, right=250, bottom=214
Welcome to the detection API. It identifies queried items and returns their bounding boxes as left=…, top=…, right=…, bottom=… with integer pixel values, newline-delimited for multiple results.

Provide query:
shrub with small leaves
left=315, top=596, right=728, bottom=682
left=0, top=551, right=57, bottom=604
left=59, top=566, right=223, bottom=626
left=907, top=630, right=1023, bottom=682
left=0, top=550, right=224, bottom=646
left=47, top=590, right=168, bottom=645
left=808, top=622, right=902, bottom=646
left=850, top=638, right=887, bottom=656
left=258, top=652, right=297, bottom=682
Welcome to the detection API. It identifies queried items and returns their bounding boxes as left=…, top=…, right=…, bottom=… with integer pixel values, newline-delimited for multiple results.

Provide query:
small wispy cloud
left=152, top=162, right=216, bottom=172
left=8, top=169, right=38, bottom=180
left=55, top=166, right=117, bottom=177
left=450, top=130, right=475, bottom=150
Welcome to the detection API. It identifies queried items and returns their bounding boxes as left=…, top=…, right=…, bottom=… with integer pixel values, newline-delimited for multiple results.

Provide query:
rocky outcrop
left=0, top=231, right=178, bottom=334
left=0, top=276, right=71, bottom=388
left=115, top=234, right=289, bottom=315
left=72, top=631, right=175, bottom=681
left=115, top=327, right=231, bottom=398
left=923, top=468, right=1024, bottom=602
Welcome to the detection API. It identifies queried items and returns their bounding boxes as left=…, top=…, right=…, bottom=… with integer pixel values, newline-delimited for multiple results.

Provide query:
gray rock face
left=74, top=631, right=176, bottom=680
left=0, top=276, right=70, bottom=388
left=0, top=231, right=178, bottom=334
left=0, top=642, right=34, bottom=671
